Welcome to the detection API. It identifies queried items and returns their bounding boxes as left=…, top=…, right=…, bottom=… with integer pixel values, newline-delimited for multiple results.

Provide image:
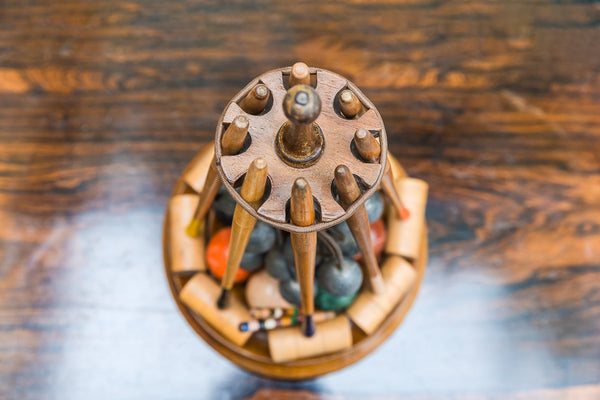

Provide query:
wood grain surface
left=0, top=1, right=599, bottom=399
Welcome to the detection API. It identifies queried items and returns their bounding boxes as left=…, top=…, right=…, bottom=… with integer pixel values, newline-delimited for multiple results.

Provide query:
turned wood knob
left=277, top=84, right=324, bottom=168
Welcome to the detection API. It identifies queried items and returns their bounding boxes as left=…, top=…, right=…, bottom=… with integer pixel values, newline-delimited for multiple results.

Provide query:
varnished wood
left=2, top=0, right=600, bottom=397
left=334, top=165, right=385, bottom=294
left=354, top=128, right=380, bottom=162
left=289, top=178, right=318, bottom=337
left=218, top=158, right=268, bottom=308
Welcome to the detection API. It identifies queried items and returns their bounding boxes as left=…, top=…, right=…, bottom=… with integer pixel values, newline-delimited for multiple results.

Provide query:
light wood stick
left=217, top=158, right=268, bottom=309
left=186, top=116, right=249, bottom=237
left=290, top=178, right=318, bottom=337
left=346, top=256, right=417, bottom=334
left=239, top=84, right=269, bottom=115
left=382, top=161, right=410, bottom=220
left=339, top=89, right=363, bottom=118
left=268, top=316, right=352, bottom=363
left=289, top=62, right=310, bottom=87
left=334, top=165, right=385, bottom=294
left=385, top=177, right=428, bottom=260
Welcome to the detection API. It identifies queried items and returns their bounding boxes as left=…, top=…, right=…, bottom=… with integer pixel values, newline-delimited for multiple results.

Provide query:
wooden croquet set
left=163, top=63, right=429, bottom=379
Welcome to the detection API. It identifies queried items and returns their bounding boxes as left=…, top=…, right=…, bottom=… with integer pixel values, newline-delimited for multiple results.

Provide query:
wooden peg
left=334, top=165, right=385, bottom=294
left=289, top=178, right=318, bottom=337
left=217, top=158, right=268, bottom=309
left=354, top=128, right=381, bottom=162
left=382, top=161, right=410, bottom=220
left=289, top=62, right=310, bottom=87
left=186, top=116, right=249, bottom=237
left=353, top=128, right=409, bottom=221
left=339, top=89, right=363, bottom=119
left=239, top=84, right=270, bottom=115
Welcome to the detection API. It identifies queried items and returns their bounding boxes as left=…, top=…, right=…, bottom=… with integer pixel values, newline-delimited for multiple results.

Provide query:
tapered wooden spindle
left=239, top=84, right=270, bottom=115
left=289, top=62, right=310, bottom=87
left=339, top=89, right=363, bottom=119
left=290, top=178, right=318, bottom=337
left=334, top=165, right=385, bottom=294
left=217, top=158, right=268, bottom=309
left=382, top=161, right=410, bottom=220
left=353, top=128, right=409, bottom=220
left=186, top=116, right=249, bottom=237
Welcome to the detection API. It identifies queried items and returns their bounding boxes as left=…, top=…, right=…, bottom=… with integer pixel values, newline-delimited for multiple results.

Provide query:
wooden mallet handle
left=290, top=178, right=318, bottom=337
left=186, top=116, right=249, bottom=237
left=289, top=62, right=310, bottom=87
left=239, top=84, right=269, bottom=115
left=339, top=89, right=363, bottom=119
left=334, top=165, right=385, bottom=294
left=353, top=128, right=409, bottom=220
left=217, top=158, right=268, bottom=309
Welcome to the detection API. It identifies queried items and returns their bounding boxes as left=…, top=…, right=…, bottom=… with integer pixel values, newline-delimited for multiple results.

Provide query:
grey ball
left=279, top=278, right=319, bottom=307
left=246, top=221, right=276, bottom=254
left=265, top=247, right=293, bottom=281
left=317, top=257, right=363, bottom=297
left=240, top=251, right=264, bottom=271
left=283, top=237, right=322, bottom=279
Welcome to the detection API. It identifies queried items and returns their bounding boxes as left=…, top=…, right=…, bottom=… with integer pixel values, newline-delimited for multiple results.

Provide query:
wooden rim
left=163, top=148, right=427, bottom=380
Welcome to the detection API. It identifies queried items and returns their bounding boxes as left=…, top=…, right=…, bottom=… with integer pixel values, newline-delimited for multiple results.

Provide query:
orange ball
left=206, top=227, right=251, bottom=283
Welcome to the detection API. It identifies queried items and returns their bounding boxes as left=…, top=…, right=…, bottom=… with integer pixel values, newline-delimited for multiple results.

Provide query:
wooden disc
left=163, top=145, right=427, bottom=380
left=214, top=66, right=388, bottom=234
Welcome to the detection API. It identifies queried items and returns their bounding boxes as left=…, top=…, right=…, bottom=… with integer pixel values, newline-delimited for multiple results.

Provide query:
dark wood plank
left=0, top=0, right=599, bottom=399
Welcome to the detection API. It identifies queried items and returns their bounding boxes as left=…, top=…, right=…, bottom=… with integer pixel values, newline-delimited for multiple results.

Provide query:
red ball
left=353, top=218, right=387, bottom=262
left=206, top=227, right=251, bottom=283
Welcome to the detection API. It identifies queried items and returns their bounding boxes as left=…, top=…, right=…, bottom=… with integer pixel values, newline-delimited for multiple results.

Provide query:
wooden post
left=339, top=89, right=363, bottom=119
left=353, top=128, right=409, bottom=221
left=290, top=178, right=318, bottom=337
left=217, top=158, right=268, bottom=309
left=186, top=115, right=249, bottom=237
left=289, top=62, right=310, bottom=87
left=334, top=165, right=385, bottom=294
left=239, top=84, right=269, bottom=115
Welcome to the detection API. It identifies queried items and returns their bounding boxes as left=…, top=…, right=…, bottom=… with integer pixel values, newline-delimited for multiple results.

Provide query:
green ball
left=315, top=286, right=357, bottom=311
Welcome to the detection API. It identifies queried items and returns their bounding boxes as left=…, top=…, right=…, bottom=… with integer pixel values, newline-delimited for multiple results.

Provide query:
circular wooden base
left=163, top=146, right=427, bottom=380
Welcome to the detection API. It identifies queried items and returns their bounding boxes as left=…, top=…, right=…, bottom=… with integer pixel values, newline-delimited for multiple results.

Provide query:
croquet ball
left=315, top=286, right=357, bottom=311
left=212, top=186, right=237, bottom=225
left=353, top=218, right=387, bottom=262
left=206, top=227, right=251, bottom=283
left=317, top=257, right=363, bottom=297
left=240, top=251, right=264, bottom=272
left=246, top=221, right=276, bottom=254
left=265, top=247, right=293, bottom=281
left=279, top=278, right=319, bottom=307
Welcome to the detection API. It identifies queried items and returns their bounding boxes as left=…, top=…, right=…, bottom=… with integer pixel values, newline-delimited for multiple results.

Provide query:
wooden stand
left=163, top=145, right=427, bottom=379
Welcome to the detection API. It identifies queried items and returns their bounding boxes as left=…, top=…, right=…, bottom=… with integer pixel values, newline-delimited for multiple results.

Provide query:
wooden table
left=1, top=1, right=599, bottom=399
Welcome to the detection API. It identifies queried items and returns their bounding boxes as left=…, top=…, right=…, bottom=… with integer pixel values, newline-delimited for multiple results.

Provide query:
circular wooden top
left=214, top=66, right=388, bottom=234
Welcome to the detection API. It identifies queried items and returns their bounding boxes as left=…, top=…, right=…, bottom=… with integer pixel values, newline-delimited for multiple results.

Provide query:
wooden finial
left=334, top=165, right=385, bottom=294
left=277, top=85, right=323, bottom=167
left=339, top=89, right=363, bottom=119
left=186, top=116, right=249, bottom=237
left=217, top=158, right=268, bottom=309
left=382, top=162, right=410, bottom=220
left=289, top=177, right=318, bottom=337
left=239, top=84, right=270, bottom=115
left=354, top=128, right=381, bottom=162
left=289, top=62, right=310, bottom=87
